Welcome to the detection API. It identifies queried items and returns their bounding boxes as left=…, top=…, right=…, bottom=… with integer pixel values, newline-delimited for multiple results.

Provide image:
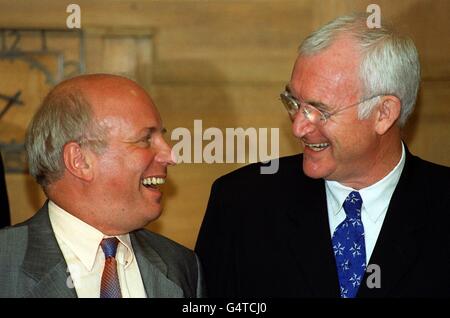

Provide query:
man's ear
left=63, top=142, right=94, bottom=182
left=374, top=95, right=401, bottom=135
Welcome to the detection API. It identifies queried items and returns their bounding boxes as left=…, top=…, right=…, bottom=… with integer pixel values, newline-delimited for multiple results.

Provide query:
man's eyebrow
left=141, top=127, right=167, bottom=135
left=304, top=99, right=330, bottom=111
left=125, top=127, right=167, bottom=143
left=287, top=85, right=331, bottom=111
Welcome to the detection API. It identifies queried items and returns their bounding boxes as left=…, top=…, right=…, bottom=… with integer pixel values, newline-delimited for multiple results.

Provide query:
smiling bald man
left=0, top=74, right=205, bottom=298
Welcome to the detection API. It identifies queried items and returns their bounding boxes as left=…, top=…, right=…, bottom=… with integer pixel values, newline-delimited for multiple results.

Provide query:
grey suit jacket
left=0, top=203, right=206, bottom=298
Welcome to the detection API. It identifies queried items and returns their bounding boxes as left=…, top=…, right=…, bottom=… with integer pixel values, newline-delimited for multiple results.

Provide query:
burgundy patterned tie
left=100, top=237, right=122, bottom=298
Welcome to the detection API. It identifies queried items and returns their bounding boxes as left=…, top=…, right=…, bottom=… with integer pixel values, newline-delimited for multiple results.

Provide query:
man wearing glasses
left=195, top=14, right=450, bottom=297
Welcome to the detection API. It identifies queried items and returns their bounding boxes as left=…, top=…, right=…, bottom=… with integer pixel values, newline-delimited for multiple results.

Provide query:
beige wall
left=1, top=0, right=449, bottom=249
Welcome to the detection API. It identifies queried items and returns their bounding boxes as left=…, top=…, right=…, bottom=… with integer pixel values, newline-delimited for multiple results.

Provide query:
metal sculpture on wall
left=0, top=28, right=85, bottom=173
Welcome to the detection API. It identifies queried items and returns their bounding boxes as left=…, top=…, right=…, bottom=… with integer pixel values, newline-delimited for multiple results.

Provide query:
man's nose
left=291, top=111, right=316, bottom=138
left=155, top=140, right=176, bottom=166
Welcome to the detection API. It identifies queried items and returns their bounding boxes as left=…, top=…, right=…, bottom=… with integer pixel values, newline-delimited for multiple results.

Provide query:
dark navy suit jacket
left=196, top=150, right=450, bottom=297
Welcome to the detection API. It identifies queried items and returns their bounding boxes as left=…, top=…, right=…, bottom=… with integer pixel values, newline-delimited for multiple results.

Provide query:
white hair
left=299, top=14, right=420, bottom=127
left=25, top=89, right=108, bottom=188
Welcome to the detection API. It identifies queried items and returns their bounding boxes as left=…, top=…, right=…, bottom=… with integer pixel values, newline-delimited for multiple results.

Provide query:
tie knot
left=343, top=191, right=363, bottom=219
left=101, top=237, right=119, bottom=258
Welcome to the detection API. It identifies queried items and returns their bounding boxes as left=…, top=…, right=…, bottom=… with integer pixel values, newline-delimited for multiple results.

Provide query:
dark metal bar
left=0, top=91, right=22, bottom=119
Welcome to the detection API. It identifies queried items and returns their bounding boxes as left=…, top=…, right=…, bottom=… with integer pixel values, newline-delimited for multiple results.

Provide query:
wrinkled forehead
left=290, top=40, right=363, bottom=101
left=84, top=84, right=162, bottom=132
left=84, top=81, right=156, bottom=113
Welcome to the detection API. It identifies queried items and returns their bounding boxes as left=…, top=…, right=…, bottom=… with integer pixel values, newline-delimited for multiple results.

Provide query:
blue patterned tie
left=332, top=191, right=366, bottom=298
left=100, top=238, right=122, bottom=298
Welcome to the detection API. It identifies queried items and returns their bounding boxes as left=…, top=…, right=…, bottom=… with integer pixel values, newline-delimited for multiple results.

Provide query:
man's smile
left=142, top=176, right=166, bottom=189
left=303, top=141, right=330, bottom=152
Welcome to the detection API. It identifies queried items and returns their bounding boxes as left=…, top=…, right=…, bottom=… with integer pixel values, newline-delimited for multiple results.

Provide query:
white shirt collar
left=325, top=142, right=406, bottom=222
left=48, top=201, right=135, bottom=271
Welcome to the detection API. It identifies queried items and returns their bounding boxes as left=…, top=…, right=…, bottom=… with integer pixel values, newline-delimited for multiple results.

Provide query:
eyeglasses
left=280, top=85, right=382, bottom=125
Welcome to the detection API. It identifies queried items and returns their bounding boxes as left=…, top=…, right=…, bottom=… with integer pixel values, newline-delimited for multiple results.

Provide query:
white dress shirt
left=48, top=201, right=147, bottom=298
left=325, top=143, right=406, bottom=264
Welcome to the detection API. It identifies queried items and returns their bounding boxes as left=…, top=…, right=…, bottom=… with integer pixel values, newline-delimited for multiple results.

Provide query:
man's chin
left=302, top=158, right=332, bottom=180
left=303, top=169, right=325, bottom=179
left=145, top=206, right=163, bottom=222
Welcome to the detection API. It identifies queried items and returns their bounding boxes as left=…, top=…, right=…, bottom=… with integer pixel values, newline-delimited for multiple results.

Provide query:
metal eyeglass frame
left=280, top=85, right=383, bottom=124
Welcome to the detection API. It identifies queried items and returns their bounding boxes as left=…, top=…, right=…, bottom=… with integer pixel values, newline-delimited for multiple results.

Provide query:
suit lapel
left=24, top=262, right=77, bottom=298
left=22, top=204, right=184, bottom=298
left=358, top=150, right=421, bottom=297
left=21, top=203, right=77, bottom=298
left=285, top=171, right=340, bottom=297
left=130, top=232, right=184, bottom=297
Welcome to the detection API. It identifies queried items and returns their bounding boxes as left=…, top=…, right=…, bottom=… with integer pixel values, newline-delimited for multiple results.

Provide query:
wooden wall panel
left=0, top=0, right=448, bottom=249
left=0, top=58, right=54, bottom=225
left=404, top=81, right=450, bottom=166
